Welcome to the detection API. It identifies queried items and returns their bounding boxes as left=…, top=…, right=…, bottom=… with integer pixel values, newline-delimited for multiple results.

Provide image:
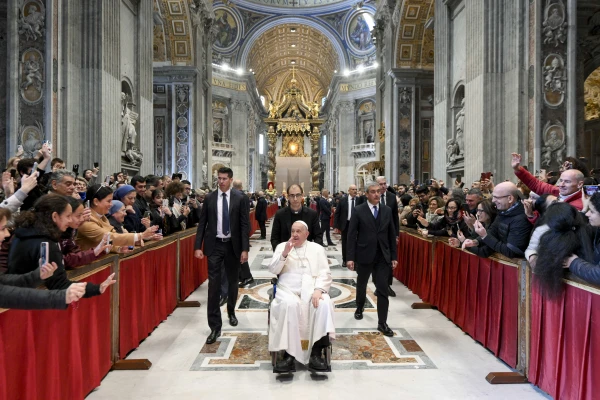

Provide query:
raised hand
left=65, top=283, right=86, bottom=304
left=511, top=153, right=522, bottom=170
left=99, top=273, right=117, bottom=294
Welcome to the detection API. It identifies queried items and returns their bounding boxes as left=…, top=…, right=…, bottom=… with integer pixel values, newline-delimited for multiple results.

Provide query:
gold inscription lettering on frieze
left=340, top=79, right=376, bottom=92
left=212, top=77, right=247, bottom=91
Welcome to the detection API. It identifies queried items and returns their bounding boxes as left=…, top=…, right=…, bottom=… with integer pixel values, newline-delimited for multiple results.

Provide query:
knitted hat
left=109, top=200, right=125, bottom=216
left=113, top=184, right=135, bottom=200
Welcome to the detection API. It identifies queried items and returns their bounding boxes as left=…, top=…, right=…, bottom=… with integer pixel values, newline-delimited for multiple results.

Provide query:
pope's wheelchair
left=268, top=277, right=332, bottom=373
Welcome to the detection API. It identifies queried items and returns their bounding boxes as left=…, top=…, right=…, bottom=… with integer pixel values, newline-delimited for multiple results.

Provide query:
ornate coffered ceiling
left=394, top=0, right=434, bottom=69
left=247, top=24, right=340, bottom=103
left=153, top=0, right=195, bottom=65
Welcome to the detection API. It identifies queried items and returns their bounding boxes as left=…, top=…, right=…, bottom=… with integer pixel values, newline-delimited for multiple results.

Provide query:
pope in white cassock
left=268, top=220, right=335, bottom=373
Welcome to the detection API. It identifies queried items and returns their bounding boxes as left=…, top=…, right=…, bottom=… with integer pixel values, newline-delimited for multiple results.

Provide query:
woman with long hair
left=7, top=194, right=116, bottom=298
left=164, top=181, right=190, bottom=232
left=418, top=199, right=470, bottom=238
left=148, top=189, right=178, bottom=235
left=60, top=197, right=111, bottom=269
left=534, top=202, right=594, bottom=297
left=0, top=206, right=87, bottom=309
left=449, top=199, right=496, bottom=248
left=563, top=192, right=600, bottom=287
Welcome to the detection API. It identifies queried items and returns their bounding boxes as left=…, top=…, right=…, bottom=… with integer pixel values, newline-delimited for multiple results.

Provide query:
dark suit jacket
left=270, top=206, right=323, bottom=251
left=195, top=189, right=250, bottom=258
left=318, top=197, right=332, bottom=220
left=347, top=202, right=397, bottom=265
left=381, top=191, right=400, bottom=236
left=334, top=195, right=358, bottom=232
left=255, top=197, right=267, bottom=221
left=355, top=192, right=399, bottom=236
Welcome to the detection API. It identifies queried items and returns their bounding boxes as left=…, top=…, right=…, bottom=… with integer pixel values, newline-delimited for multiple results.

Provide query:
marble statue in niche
left=21, top=54, right=44, bottom=93
left=19, top=122, right=44, bottom=158
left=20, top=49, right=44, bottom=104
left=543, top=2, right=567, bottom=47
left=541, top=124, right=566, bottom=167
left=18, top=1, right=45, bottom=42
left=363, top=120, right=374, bottom=143
left=455, top=98, right=465, bottom=155
left=213, top=118, right=223, bottom=142
left=544, top=56, right=566, bottom=94
left=446, top=139, right=460, bottom=167
left=121, top=92, right=143, bottom=166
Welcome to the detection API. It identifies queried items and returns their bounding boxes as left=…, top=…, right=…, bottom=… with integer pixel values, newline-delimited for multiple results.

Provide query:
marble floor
left=88, top=220, right=551, bottom=400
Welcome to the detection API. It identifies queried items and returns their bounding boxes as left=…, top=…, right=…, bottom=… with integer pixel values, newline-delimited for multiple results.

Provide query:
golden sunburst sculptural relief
left=585, top=67, right=600, bottom=121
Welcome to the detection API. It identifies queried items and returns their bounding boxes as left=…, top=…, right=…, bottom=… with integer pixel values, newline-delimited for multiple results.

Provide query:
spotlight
left=343, top=69, right=350, bottom=76
left=236, top=68, right=243, bottom=75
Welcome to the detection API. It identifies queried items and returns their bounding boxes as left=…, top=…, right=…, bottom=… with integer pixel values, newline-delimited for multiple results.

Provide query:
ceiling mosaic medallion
left=213, top=7, right=242, bottom=52
left=345, top=10, right=375, bottom=54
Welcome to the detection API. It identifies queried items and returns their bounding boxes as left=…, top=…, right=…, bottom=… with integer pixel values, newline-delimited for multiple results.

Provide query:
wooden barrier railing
left=397, top=228, right=600, bottom=398
left=0, top=227, right=208, bottom=400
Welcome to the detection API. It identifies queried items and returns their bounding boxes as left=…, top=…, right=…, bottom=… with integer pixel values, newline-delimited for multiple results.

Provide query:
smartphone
left=585, top=185, right=599, bottom=196
left=461, top=203, right=470, bottom=212
left=143, top=211, right=151, bottom=219
left=162, top=199, right=169, bottom=207
left=17, top=145, right=23, bottom=152
left=40, top=242, right=49, bottom=266
left=72, top=164, right=79, bottom=174
left=414, top=179, right=419, bottom=186
left=157, top=229, right=162, bottom=235
left=9, top=169, right=16, bottom=179
left=106, top=233, right=112, bottom=254
left=426, top=179, right=433, bottom=186
left=105, top=175, right=111, bottom=185
left=85, top=200, right=90, bottom=208
left=32, top=161, right=38, bottom=173
left=94, top=162, right=99, bottom=168
left=456, top=174, right=462, bottom=183
left=128, top=246, right=134, bottom=250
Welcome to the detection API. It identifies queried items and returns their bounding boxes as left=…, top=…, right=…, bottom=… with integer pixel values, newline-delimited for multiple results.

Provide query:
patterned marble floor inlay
left=190, top=328, right=436, bottom=371
left=233, top=278, right=376, bottom=312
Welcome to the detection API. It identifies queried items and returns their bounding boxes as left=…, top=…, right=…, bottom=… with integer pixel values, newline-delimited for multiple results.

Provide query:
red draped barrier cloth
left=267, top=204, right=277, bottom=219
left=529, top=278, right=600, bottom=400
left=119, top=241, right=178, bottom=357
left=248, top=210, right=259, bottom=237
left=430, top=242, right=518, bottom=368
left=178, top=234, right=208, bottom=300
left=0, top=266, right=113, bottom=400
left=395, top=232, right=433, bottom=303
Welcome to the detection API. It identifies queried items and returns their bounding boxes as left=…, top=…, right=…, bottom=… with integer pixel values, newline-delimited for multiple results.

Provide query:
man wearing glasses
left=462, top=182, right=532, bottom=258
left=271, top=184, right=323, bottom=251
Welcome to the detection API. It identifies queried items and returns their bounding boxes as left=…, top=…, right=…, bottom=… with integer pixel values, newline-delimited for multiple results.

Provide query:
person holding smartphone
left=164, top=181, right=191, bottom=232
left=113, top=184, right=154, bottom=234
left=7, top=195, right=116, bottom=299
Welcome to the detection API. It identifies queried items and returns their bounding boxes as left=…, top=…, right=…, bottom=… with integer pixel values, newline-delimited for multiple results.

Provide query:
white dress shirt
left=367, top=200, right=379, bottom=217
left=216, top=188, right=232, bottom=238
left=347, top=195, right=356, bottom=221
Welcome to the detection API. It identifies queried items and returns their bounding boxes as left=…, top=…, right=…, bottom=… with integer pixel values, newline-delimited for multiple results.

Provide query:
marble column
left=310, top=127, right=321, bottom=192
left=337, top=101, right=356, bottom=190
left=137, top=0, right=154, bottom=176
left=231, top=100, right=250, bottom=179
left=267, top=126, right=277, bottom=185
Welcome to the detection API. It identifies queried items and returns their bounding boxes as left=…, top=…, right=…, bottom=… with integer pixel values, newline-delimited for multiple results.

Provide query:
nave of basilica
left=1, top=0, right=600, bottom=399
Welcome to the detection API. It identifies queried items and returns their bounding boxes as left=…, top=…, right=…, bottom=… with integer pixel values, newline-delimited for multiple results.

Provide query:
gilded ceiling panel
left=154, top=0, right=193, bottom=64
left=395, top=0, right=434, bottom=69
left=247, top=23, right=340, bottom=103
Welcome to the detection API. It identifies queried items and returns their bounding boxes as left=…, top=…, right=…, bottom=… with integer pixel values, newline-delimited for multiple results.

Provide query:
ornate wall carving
left=398, top=87, right=412, bottom=176
left=540, top=0, right=568, bottom=169
left=175, top=84, right=191, bottom=177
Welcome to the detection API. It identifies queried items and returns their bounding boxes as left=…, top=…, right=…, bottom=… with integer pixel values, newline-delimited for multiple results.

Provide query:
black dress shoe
left=328, top=242, right=336, bottom=246
left=388, top=286, right=396, bottom=297
left=206, top=329, right=221, bottom=344
left=238, top=277, right=255, bottom=288
left=228, top=313, right=238, bottom=326
left=308, top=354, right=328, bottom=371
left=377, top=323, right=394, bottom=337
left=354, top=308, right=364, bottom=320
left=219, top=296, right=228, bottom=307
left=259, top=236, right=266, bottom=240
left=274, top=353, right=295, bottom=373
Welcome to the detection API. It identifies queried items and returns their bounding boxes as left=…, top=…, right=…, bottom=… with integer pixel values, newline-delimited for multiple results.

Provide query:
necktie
left=222, top=193, right=230, bottom=236
left=381, top=193, right=385, bottom=205
left=373, top=205, right=378, bottom=219
left=351, top=197, right=355, bottom=209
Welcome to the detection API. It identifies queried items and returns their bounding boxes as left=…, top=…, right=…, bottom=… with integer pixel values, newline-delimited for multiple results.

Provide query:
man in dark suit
left=347, top=182, right=398, bottom=337
left=319, top=189, right=335, bottom=246
left=271, top=184, right=323, bottom=251
left=233, top=180, right=254, bottom=288
left=334, top=184, right=358, bottom=268
left=376, top=176, right=400, bottom=297
left=194, top=167, right=250, bottom=344
left=255, top=191, right=268, bottom=240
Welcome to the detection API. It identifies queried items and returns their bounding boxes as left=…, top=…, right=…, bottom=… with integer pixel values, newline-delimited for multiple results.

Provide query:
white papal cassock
left=268, top=240, right=336, bottom=364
